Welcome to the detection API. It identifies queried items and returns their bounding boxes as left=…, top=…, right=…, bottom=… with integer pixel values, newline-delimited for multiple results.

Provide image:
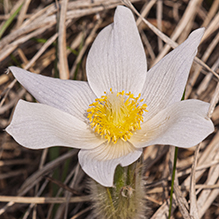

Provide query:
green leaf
left=0, top=4, right=23, bottom=39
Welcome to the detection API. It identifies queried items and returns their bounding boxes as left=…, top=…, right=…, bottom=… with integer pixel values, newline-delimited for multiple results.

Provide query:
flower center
left=87, top=89, right=148, bottom=144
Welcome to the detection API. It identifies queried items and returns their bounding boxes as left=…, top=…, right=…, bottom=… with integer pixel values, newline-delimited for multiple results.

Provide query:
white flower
left=6, top=6, right=214, bottom=187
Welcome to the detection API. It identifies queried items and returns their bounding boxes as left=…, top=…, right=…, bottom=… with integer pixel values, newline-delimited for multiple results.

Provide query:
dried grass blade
left=189, top=143, right=201, bottom=219
left=153, top=0, right=202, bottom=64
left=0, top=196, right=90, bottom=204
left=58, top=0, right=69, bottom=79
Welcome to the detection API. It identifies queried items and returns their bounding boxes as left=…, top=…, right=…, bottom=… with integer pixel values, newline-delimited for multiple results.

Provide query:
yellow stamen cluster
left=87, top=89, right=148, bottom=144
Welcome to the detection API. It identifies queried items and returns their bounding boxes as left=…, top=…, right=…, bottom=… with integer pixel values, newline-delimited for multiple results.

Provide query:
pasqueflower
left=6, top=6, right=214, bottom=187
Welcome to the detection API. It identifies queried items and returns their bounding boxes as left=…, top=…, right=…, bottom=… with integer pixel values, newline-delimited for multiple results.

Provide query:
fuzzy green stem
left=168, top=147, right=178, bottom=219
left=106, top=187, right=116, bottom=212
left=90, top=158, right=146, bottom=219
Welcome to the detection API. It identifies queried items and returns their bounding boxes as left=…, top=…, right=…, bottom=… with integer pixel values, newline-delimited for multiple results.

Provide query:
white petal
left=130, top=100, right=214, bottom=148
left=141, top=28, right=204, bottom=120
left=9, top=66, right=96, bottom=122
left=82, top=139, right=137, bottom=160
left=6, top=100, right=104, bottom=149
left=86, top=6, right=147, bottom=97
left=78, top=145, right=142, bottom=187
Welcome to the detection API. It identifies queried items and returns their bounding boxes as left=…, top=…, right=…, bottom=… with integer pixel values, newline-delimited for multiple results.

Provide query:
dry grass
left=0, top=0, right=219, bottom=218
